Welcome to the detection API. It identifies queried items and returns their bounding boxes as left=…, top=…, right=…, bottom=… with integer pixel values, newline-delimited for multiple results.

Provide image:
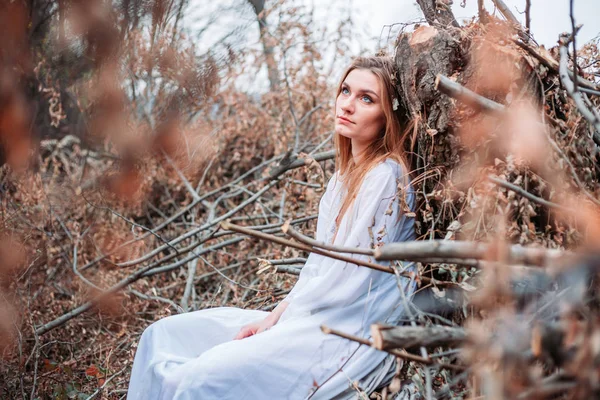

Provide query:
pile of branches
left=1, top=0, right=600, bottom=398
left=306, top=1, right=600, bottom=398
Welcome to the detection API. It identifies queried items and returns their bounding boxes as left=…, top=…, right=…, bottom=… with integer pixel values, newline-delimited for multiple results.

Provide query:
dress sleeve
left=286, top=164, right=411, bottom=312
left=282, top=173, right=336, bottom=303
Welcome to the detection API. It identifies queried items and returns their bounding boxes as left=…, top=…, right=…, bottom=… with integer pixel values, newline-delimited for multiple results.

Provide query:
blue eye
left=341, top=87, right=350, bottom=95
left=361, top=95, right=373, bottom=103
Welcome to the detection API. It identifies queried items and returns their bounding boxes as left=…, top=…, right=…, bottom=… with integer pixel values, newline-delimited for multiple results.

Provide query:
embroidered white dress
left=127, top=159, right=417, bottom=400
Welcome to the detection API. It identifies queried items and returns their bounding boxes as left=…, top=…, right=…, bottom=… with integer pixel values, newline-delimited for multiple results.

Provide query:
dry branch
left=558, top=37, right=600, bottom=144
left=374, top=240, right=564, bottom=267
left=275, top=265, right=302, bottom=275
left=491, top=0, right=520, bottom=26
left=488, top=176, right=573, bottom=212
left=434, top=75, right=504, bottom=114
left=222, top=221, right=453, bottom=286
left=268, top=149, right=335, bottom=179
left=371, top=324, right=466, bottom=351
left=282, top=221, right=373, bottom=256
left=436, top=73, right=600, bottom=206
left=321, top=325, right=464, bottom=371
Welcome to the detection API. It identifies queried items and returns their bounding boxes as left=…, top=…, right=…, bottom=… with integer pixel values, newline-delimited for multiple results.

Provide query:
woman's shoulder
left=366, top=158, right=405, bottom=181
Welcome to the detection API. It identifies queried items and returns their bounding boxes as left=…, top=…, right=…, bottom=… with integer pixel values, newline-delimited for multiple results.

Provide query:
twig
left=79, top=149, right=326, bottom=272
left=266, top=257, right=307, bottom=265
left=36, top=254, right=171, bottom=335
left=370, top=324, right=467, bottom=350
left=436, top=73, right=600, bottom=204
left=543, top=137, right=600, bottom=207
left=320, top=325, right=464, bottom=371
left=525, top=0, right=531, bottom=31
left=435, top=75, right=505, bottom=114
left=268, top=150, right=335, bottom=179
left=84, top=366, right=127, bottom=400
left=222, top=221, right=393, bottom=274
left=569, top=0, right=578, bottom=93
left=558, top=38, right=600, bottom=143
left=117, top=180, right=279, bottom=268
left=580, top=87, right=600, bottom=97
left=128, top=289, right=184, bottom=313
left=72, top=241, right=102, bottom=291
left=282, top=221, right=373, bottom=256
left=275, top=265, right=303, bottom=275
left=516, top=380, right=577, bottom=399
left=162, top=149, right=200, bottom=201
left=29, top=323, right=40, bottom=400
left=491, top=0, right=520, bottom=26
left=488, top=176, right=574, bottom=212
left=180, top=258, right=198, bottom=312
left=144, top=216, right=317, bottom=277
left=222, top=221, right=446, bottom=286
left=513, top=39, right=599, bottom=91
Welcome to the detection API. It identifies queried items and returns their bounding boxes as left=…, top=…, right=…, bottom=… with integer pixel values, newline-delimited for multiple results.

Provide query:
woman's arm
left=284, top=164, right=414, bottom=312
left=233, top=301, right=289, bottom=340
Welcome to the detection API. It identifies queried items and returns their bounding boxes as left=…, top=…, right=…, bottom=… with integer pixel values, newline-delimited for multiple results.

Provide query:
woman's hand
left=233, top=318, right=276, bottom=340
left=233, top=301, right=289, bottom=340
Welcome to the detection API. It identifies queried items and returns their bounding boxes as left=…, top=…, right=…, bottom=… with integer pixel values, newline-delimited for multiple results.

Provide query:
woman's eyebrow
left=342, top=81, right=380, bottom=99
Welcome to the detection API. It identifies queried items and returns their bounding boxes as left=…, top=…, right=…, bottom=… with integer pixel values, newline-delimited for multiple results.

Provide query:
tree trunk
left=415, top=0, right=460, bottom=28
left=248, top=0, right=280, bottom=91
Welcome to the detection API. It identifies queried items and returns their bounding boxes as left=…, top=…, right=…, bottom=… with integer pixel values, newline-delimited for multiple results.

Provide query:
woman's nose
left=340, top=97, right=354, bottom=114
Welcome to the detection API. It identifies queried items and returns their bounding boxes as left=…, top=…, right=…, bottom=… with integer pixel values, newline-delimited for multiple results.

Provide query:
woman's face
left=335, top=68, right=386, bottom=149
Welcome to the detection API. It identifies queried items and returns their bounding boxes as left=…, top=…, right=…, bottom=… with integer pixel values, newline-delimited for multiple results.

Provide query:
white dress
left=127, top=159, right=417, bottom=400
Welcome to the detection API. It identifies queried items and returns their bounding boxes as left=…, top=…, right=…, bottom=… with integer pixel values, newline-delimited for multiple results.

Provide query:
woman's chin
left=335, top=126, right=354, bottom=139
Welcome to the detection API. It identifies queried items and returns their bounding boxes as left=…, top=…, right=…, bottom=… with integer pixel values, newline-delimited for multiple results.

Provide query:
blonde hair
left=334, top=56, right=414, bottom=226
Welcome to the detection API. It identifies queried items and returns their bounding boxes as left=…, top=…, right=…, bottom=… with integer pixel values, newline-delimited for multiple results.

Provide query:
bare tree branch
left=435, top=75, right=505, bottom=114
left=488, top=176, right=574, bottom=212
left=375, top=240, right=564, bottom=267
left=569, top=0, right=579, bottom=93
left=559, top=36, right=600, bottom=143
left=491, top=0, right=520, bottom=26
left=415, top=0, right=460, bottom=28
left=321, top=325, right=464, bottom=371
left=370, top=324, right=466, bottom=351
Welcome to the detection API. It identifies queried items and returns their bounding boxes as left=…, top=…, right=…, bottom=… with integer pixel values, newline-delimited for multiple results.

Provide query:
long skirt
left=126, top=307, right=396, bottom=400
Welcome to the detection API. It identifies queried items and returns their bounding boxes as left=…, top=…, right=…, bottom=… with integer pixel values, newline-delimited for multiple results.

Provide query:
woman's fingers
left=234, top=325, right=256, bottom=340
left=233, top=320, right=273, bottom=340
left=233, top=327, right=249, bottom=340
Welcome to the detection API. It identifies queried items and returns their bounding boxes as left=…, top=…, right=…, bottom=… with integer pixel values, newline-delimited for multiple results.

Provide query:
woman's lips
left=337, top=116, right=354, bottom=124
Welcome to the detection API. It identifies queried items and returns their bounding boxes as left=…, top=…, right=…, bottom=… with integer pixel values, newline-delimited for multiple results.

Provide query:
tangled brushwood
left=1, top=0, right=600, bottom=398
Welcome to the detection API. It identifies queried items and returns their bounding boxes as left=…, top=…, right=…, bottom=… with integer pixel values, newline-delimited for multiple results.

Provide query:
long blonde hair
left=334, top=56, right=414, bottom=226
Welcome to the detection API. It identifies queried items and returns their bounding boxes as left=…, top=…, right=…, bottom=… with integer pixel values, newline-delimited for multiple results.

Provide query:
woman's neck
left=350, top=140, right=369, bottom=163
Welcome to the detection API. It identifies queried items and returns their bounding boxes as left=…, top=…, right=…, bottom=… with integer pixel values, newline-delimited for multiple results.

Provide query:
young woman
left=127, top=56, right=417, bottom=400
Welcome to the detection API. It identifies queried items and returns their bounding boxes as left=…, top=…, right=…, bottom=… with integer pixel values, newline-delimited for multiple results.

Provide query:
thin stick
left=320, top=325, right=464, bottom=371
left=118, top=180, right=279, bottom=268
left=268, top=150, right=335, bottom=179
left=569, top=0, right=578, bottom=93
left=435, top=75, right=505, bottom=114
left=222, top=221, right=394, bottom=274
left=488, top=176, right=573, bottom=212
left=559, top=37, right=600, bottom=143
left=223, top=221, right=446, bottom=285
left=491, top=0, right=520, bottom=26
left=282, top=221, right=373, bottom=256
left=525, top=0, right=531, bottom=31
left=436, top=73, right=600, bottom=204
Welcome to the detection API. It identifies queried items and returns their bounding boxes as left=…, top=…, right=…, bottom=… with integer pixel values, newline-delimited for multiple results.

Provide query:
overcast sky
left=184, top=0, right=598, bottom=91
left=353, top=0, right=599, bottom=49
left=187, top=0, right=599, bottom=54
